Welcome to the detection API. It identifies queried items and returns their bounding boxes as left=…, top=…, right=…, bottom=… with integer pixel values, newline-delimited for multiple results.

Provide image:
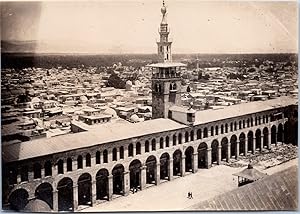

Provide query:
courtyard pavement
left=82, top=158, right=298, bottom=212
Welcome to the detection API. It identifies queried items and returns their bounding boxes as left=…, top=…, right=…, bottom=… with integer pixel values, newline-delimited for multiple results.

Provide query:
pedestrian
left=187, top=192, right=191, bottom=199
left=190, top=192, right=193, bottom=199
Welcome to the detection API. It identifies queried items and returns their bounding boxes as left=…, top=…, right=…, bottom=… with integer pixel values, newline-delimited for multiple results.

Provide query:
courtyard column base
left=193, top=153, right=198, bottom=173
left=92, top=180, right=97, bottom=205
left=140, top=166, right=147, bottom=190
left=156, top=163, right=160, bottom=185
left=206, top=148, right=212, bottom=168
left=108, top=175, right=113, bottom=201
left=73, top=185, right=78, bottom=211
left=217, top=146, right=221, bottom=164
left=53, top=190, right=58, bottom=211
left=169, top=159, right=173, bottom=181
left=123, top=171, right=130, bottom=196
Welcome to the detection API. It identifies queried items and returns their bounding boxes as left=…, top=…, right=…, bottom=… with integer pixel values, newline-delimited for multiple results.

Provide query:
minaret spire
left=157, top=0, right=172, bottom=63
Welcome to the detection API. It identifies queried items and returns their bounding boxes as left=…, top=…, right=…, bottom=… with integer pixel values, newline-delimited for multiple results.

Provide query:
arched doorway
left=185, top=146, right=194, bottom=172
left=271, top=125, right=277, bottom=145
left=255, top=129, right=262, bottom=151
left=230, top=135, right=237, bottom=159
left=96, top=169, right=109, bottom=200
left=57, top=177, right=73, bottom=211
left=263, top=127, right=269, bottom=148
left=146, top=156, right=157, bottom=184
left=112, top=164, right=124, bottom=195
left=211, top=140, right=218, bottom=164
left=35, top=182, right=53, bottom=209
left=9, top=189, right=29, bottom=211
left=239, top=133, right=246, bottom=155
left=198, top=143, right=207, bottom=168
left=277, top=124, right=284, bottom=144
left=78, top=173, right=92, bottom=206
left=247, top=131, right=254, bottom=153
left=160, top=153, right=170, bottom=181
left=221, top=137, right=228, bottom=162
left=129, top=160, right=142, bottom=190
left=173, top=150, right=182, bottom=176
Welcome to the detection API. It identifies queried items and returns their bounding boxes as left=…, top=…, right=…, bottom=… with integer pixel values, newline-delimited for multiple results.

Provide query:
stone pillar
left=140, top=166, right=147, bottom=190
left=73, top=185, right=78, bottom=211
left=123, top=171, right=130, bottom=196
left=133, top=144, right=136, bottom=156
left=156, top=163, right=160, bottom=185
left=227, top=144, right=231, bottom=162
left=92, top=180, right=97, bottom=205
left=236, top=142, right=239, bottom=159
left=206, top=148, right=212, bottom=168
left=244, top=136, right=248, bottom=155
left=252, top=137, right=256, bottom=153
left=217, top=146, right=221, bottom=164
left=267, top=133, right=271, bottom=149
left=72, top=159, right=77, bottom=171
left=108, top=175, right=113, bottom=201
left=169, top=159, right=173, bottom=181
left=63, top=160, right=67, bottom=174
left=260, top=136, right=264, bottom=152
left=53, top=190, right=58, bottom=211
left=193, top=153, right=198, bottom=173
left=181, top=156, right=186, bottom=177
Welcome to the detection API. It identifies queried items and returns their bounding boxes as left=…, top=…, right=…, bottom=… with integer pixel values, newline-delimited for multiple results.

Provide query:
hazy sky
left=1, top=0, right=298, bottom=54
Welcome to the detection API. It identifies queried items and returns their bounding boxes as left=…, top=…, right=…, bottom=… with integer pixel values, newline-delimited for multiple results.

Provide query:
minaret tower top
left=157, top=0, right=172, bottom=63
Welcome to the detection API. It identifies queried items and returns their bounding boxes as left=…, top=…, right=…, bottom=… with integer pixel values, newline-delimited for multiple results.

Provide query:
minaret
left=148, top=0, right=187, bottom=119
left=157, top=0, right=172, bottom=62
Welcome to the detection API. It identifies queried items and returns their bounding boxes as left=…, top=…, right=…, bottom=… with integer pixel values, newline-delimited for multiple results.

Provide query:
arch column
left=108, top=175, right=113, bottom=201
left=169, top=158, right=173, bottom=181
left=217, top=146, right=221, bottom=164
left=63, top=160, right=67, bottom=174
left=155, top=163, right=160, bottom=185
left=181, top=156, right=185, bottom=177
left=206, top=148, right=212, bottom=168
left=73, top=185, right=78, bottom=211
left=123, top=171, right=130, bottom=196
left=252, top=137, right=256, bottom=153
left=140, top=166, right=147, bottom=190
left=193, top=153, right=198, bottom=173
left=92, top=180, right=97, bottom=205
left=53, top=190, right=58, bottom=212
left=268, top=133, right=271, bottom=149
left=236, top=142, right=239, bottom=159
left=227, top=144, right=231, bottom=162
left=260, top=136, right=264, bottom=152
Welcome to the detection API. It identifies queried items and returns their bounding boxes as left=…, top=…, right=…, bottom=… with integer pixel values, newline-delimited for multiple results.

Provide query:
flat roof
left=147, top=62, right=187, bottom=68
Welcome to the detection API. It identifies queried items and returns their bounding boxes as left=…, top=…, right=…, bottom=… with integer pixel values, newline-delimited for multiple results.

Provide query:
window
left=197, top=129, right=202, bottom=139
left=187, top=113, right=194, bottom=122
left=120, top=146, right=124, bottom=159
left=103, top=150, right=108, bottom=163
left=67, top=158, right=72, bottom=172
left=44, top=161, right=52, bottom=177
left=112, top=148, right=117, bottom=161
left=230, top=123, right=233, bottom=132
left=57, top=160, right=64, bottom=174
left=166, top=136, right=170, bottom=147
left=21, top=165, right=29, bottom=182
left=96, top=151, right=101, bottom=164
left=151, top=139, right=156, bottom=151
left=136, top=142, right=141, bottom=155
left=173, top=135, right=177, bottom=146
left=225, top=124, right=228, bottom=133
left=190, top=131, right=194, bottom=141
left=128, top=144, right=134, bottom=157
left=77, top=156, right=83, bottom=169
left=203, top=128, right=208, bottom=138
left=86, top=153, right=91, bottom=167
left=215, top=126, right=219, bottom=135
left=145, top=141, right=150, bottom=152
left=178, top=133, right=182, bottom=144
left=211, top=127, right=214, bottom=136
left=160, top=137, right=164, bottom=149
left=221, top=125, right=224, bottom=134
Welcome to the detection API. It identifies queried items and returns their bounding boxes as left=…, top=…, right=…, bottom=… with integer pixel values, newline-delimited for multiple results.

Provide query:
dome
left=80, top=96, right=88, bottom=102
left=31, top=97, right=41, bottom=103
left=130, top=114, right=140, bottom=122
left=23, top=199, right=51, bottom=212
left=104, top=107, right=118, bottom=118
left=161, top=5, right=166, bottom=14
left=126, top=80, right=133, bottom=86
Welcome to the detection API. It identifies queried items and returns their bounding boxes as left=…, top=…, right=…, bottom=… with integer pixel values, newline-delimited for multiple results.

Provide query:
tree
left=106, top=73, right=126, bottom=89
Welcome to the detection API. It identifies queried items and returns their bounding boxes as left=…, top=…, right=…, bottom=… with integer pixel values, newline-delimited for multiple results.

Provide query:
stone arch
left=9, top=188, right=29, bottom=211
left=197, top=129, right=202, bottom=139
left=129, top=159, right=142, bottom=190
left=277, top=123, right=284, bottom=143
left=185, top=146, right=194, bottom=172
left=263, top=127, right=269, bottom=149
left=211, top=140, right=219, bottom=164
left=57, top=177, right=73, bottom=211
left=112, top=164, right=125, bottom=195
left=230, top=135, right=237, bottom=159
left=160, top=153, right=170, bottom=181
left=185, top=131, right=189, bottom=143
left=96, top=168, right=109, bottom=200
left=203, top=127, right=208, bottom=138
left=247, top=131, right=254, bottom=153
left=78, top=173, right=92, bottom=206
left=198, top=142, right=208, bottom=168
left=35, top=182, right=53, bottom=209
left=146, top=155, right=157, bottom=185
left=255, top=129, right=262, bottom=151
left=221, top=137, right=229, bottom=162
left=239, top=132, right=246, bottom=155
left=173, top=149, right=182, bottom=176
left=271, top=125, right=277, bottom=145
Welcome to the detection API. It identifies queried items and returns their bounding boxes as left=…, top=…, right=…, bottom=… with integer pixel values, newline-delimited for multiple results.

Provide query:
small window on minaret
left=160, top=46, right=163, bottom=53
left=167, top=54, right=169, bottom=60
left=167, top=46, right=169, bottom=51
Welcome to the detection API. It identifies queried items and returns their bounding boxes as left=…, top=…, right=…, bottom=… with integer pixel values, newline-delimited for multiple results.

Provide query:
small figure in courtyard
left=190, top=192, right=193, bottom=199
left=187, top=192, right=191, bottom=199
